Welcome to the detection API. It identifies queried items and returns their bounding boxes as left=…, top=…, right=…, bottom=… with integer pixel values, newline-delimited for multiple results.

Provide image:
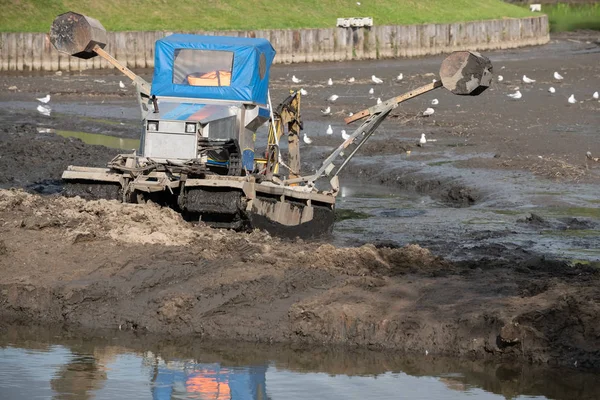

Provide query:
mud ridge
left=1, top=190, right=598, bottom=369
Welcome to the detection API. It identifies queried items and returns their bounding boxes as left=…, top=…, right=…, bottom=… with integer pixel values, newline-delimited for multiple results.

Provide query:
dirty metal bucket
left=439, top=51, right=493, bottom=96
left=49, top=12, right=108, bottom=59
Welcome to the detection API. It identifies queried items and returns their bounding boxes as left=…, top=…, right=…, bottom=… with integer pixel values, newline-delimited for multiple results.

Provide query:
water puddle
left=56, top=130, right=140, bottom=150
left=0, top=327, right=597, bottom=400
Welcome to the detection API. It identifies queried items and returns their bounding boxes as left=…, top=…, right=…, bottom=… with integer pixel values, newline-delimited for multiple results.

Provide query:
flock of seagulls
left=506, top=71, right=597, bottom=106
left=292, top=64, right=598, bottom=149
left=291, top=69, right=447, bottom=143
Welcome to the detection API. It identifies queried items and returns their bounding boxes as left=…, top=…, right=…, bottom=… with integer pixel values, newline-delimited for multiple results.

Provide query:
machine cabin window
left=172, top=49, right=234, bottom=87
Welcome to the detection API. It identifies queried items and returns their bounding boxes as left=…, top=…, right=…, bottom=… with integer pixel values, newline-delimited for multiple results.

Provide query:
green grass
left=0, top=0, right=534, bottom=32
left=543, top=3, right=600, bottom=32
left=516, top=3, right=600, bottom=32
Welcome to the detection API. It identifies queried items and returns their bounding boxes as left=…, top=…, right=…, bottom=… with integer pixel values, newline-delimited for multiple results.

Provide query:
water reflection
left=0, top=326, right=597, bottom=400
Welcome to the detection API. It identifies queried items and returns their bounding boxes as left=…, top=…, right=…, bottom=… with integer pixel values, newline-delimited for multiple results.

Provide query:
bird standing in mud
left=593, top=91, right=599, bottom=100
left=422, top=107, right=435, bottom=117
left=348, top=77, right=355, bottom=83
left=326, top=125, right=333, bottom=135
left=508, top=90, right=522, bottom=100
left=119, top=80, right=125, bottom=88
left=497, top=75, right=504, bottom=82
left=548, top=87, right=556, bottom=94
left=36, top=94, right=50, bottom=103
left=568, top=94, right=577, bottom=104
left=341, top=129, right=350, bottom=140
left=522, top=75, right=536, bottom=84
left=431, top=99, right=439, bottom=106
left=554, top=71, right=564, bottom=81
left=292, top=75, right=302, bottom=83
left=300, top=88, right=308, bottom=96
left=396, top=73, right=403, bottom=81
left=371, top=75, right=383, bottom=84
left=303, top=133, right=313, bottom=144
left=321, top=106, right=331, bottom=116
left=327, top=94, right=339, bottom=103
left=327, top=78, right=333, bottom=86
left=418, top=133, right=427, bottom=146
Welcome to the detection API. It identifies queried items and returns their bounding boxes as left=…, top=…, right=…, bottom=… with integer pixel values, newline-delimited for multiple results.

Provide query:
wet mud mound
left=1, top=190, right=599, bottom=369
left=0, top=123, right=118, bottom=191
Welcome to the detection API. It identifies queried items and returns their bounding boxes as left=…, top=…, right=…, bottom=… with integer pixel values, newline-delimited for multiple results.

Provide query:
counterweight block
left=439, top=51, right=493, bottom=96
left=49, top=12, right=108, bottom=59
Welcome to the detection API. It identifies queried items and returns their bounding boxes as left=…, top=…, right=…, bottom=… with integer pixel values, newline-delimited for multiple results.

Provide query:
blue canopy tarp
left=151, top=34, right=275, bottom=105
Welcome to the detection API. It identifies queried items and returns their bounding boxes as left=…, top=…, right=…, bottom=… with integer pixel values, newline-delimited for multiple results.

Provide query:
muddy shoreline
left=1, top=32, right=599, bottom=370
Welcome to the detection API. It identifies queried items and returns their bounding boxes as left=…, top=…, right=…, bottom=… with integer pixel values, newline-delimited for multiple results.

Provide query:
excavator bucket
left=439, top=51, right=493, bottom=96
left=49, top=12, right=107, bottom=59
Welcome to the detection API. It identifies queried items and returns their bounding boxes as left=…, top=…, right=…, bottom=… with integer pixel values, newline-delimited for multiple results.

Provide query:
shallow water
left=0, top=327, right=597, bottom=400
left=332, top=180, right=600, bottom=263
left=56, top=130, right=140, bottom=150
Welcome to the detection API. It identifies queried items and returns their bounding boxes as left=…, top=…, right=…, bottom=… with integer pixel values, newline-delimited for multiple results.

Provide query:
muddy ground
left=0, top=32, right=599, bottom=369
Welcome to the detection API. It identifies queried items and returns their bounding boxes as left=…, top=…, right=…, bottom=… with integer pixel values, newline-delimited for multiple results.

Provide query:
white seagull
left=497, top=75, right=504, bottom=82
left=593, top=91, right=599, bottom=99
left=568, top=94, right=577, bottom=104
left=321, top=106, right=331, bottom=115
left=37, top=104, right=51, bottom=117
left=36, top=94, right=50, bottom=103
left=292, top=75, right=302, bottom=83
left=422, top=108, right=435, bottom=116
left=419, top=133, right=427, bottom=145
left=553, top=71, right=564, bottom=80
left=431, top=99, right=439, bottom=106
left=348, top=112, right=354, bottom=117
left=119, top=80, right=125, bottom=88
left=368, top=87, right=375, bottom=95
left=326, top=125, right=333, bottom=135
left=371, top=75, right=383, bottom=84
left=300, top=88, right=308, bottom=96
left=341, top=130, right=350, bottom=140
left=327, top=94, right=339, bottom=103
left=507, top=90, right=522, bottom=100
left=548, top=87, right=556, bottom=94
left=303, top=133, right=313, bottom=144
left=327, top=78, right=333, bottom=86
left=376, top=97, right=382, bottom=105
left=522, top=75, right=536, bottom=84
left=396, top=73, right=403, bottom=81
left=348, top=77, right=355, bottom=83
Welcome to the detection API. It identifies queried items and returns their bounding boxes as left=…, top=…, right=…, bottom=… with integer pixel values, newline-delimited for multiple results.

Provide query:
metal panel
left=154, top=120, right=188, bottom=134
left=144, top=132, right=197, bottom=159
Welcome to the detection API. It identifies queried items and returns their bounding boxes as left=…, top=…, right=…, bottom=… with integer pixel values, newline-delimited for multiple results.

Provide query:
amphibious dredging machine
left=50, top=12, right=493, bottom=238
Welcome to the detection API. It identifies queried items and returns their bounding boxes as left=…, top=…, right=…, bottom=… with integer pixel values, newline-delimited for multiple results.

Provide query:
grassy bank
left=0, top=0, right=534, bottom=32
left=543, top=3, right=600, bottom=32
